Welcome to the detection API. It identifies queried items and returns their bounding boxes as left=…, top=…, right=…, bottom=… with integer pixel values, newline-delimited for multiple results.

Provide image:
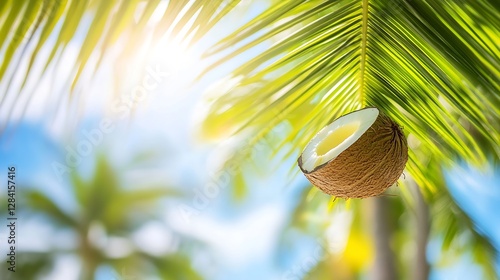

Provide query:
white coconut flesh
left=300, top=108, right=379, bottom=172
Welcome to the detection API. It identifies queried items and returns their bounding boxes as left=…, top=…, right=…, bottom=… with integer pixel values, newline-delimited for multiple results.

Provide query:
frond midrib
left=359, top=0, right=369, bottom=108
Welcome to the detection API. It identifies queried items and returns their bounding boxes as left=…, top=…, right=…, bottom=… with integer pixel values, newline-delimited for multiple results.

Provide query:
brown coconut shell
left=298, top=109, right=408, bottom=199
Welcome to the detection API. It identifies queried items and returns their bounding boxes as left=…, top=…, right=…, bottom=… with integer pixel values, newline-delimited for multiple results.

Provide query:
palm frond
left=0, top=0, right=239, bottom=123
left=23, top=189, right=77, bottom=227
left=200, top=0, right=500, bottom=169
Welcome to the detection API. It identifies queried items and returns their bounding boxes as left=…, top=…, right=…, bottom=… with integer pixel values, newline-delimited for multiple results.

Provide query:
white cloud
left=167, top=202, right=287, bottom=267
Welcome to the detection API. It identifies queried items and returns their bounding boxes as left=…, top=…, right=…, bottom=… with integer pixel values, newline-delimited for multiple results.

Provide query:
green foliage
left=0, top=252, right=53, bottom=279
left=201, top=0, right=499, bottom=167
left=16, top=155, right=199, bottom=279
left=0, top=0, right=242, bottom=115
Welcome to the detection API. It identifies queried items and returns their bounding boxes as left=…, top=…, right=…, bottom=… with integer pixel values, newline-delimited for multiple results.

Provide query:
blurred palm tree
left=1, top=0, right=499, bottom=279
left=1, top=155, right=201, bottom=279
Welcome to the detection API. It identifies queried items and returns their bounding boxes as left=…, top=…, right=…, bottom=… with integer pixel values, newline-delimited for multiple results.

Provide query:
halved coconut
left=298, top=107, right=408, bottom=198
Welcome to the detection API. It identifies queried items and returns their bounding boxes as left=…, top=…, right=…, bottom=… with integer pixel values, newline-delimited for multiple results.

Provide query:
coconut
left=297, top=107, right=408, bottom=198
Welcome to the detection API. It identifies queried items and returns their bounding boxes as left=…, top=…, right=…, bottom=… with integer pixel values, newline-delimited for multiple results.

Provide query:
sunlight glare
left=151, top=36, right=199, bottom=75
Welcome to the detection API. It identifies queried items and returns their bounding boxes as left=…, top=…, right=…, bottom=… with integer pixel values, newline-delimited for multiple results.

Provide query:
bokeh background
left=1, top=0, right=499, bottom=279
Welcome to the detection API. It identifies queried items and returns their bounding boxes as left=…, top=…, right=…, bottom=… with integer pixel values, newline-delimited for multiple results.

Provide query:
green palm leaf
left=201, top=0, right=499, bottom=169
left=0, top=0, right=241, bottom=119
left=23, top=189, right=77, bottom=227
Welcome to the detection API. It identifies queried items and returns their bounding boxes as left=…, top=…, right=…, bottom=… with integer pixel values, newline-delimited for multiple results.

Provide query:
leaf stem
left=359, top=0, right=369, bottom=107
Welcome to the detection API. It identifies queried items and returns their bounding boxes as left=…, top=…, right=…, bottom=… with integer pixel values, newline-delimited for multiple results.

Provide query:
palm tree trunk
left=413, top=184, right=430, bottom=280
left=80, top=232, right=98, bottom=280
left=370, top=197, right=398, bottom=280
